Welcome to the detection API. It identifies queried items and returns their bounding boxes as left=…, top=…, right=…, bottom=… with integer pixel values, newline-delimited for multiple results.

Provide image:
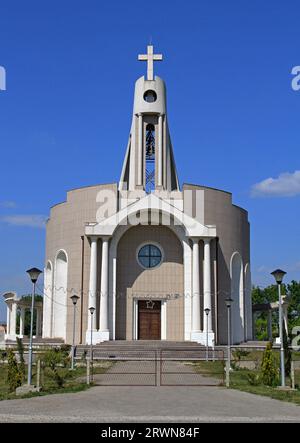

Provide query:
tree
left=261, top=342, right=279, bottom=387
left=252, top=281, right=300, bottom=340
left=252, top=285, right=279, bottom=305
left=287, top=281, right=300, bottom=331
left=42, top=348, right=71, bottom=388
left=283, top=328, right=291, bottom=377
left=7, top=350, right=22, bottom=392
left=16, top=337, right=26, bottom=383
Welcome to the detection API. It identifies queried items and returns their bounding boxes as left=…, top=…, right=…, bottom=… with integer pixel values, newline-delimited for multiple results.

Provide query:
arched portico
left=85, top=194, right=217, bottom=345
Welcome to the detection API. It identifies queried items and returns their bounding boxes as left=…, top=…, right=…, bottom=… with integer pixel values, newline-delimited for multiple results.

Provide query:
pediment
left=86, top=193, right=216, bottom=238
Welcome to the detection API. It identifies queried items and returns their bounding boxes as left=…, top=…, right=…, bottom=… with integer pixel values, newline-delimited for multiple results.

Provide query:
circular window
left=143, top=90, right=157, bottom=103
left=137, top=244, right=162, bottom=269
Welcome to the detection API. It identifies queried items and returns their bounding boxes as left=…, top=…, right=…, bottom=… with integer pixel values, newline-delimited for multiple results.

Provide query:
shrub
left=42, top=348, right=71, bottom=388
left=283, top=328, right=291, bottom=377
left=247, top=372, right=261, bottom=386
left=261, top=342, right=279, bottom=387
left=7, top=350, right=22, bottom=392
left=230, top=361, right=239, bottom=371
left=233, top=349, right=250, bottom=362
left=81, top=350, right=87, bottom=366
left=60, top=344, right=71, bottom=354
left=16, top=337, right=26, bottom=383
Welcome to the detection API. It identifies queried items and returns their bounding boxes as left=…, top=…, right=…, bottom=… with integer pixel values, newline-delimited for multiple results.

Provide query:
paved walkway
left=92, top=360, right=221, bottom=386
left=0, top=385, right=299, bottom=422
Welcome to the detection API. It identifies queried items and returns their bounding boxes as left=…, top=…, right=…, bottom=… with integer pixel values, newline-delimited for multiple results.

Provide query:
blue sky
left=0, top=0, right=299, bottom=320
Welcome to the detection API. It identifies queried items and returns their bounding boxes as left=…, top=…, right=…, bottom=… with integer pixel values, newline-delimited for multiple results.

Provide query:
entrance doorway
left=138, top=300, right=161, bottom=340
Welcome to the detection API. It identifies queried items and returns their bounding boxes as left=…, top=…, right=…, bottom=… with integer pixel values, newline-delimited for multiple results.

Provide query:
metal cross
left=138, top=45, right=163, bottom=81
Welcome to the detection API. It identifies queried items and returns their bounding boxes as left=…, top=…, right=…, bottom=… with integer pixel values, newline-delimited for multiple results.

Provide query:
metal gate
left=159, top=348, right=225, bottom=386
left=91, top=349, right=158, bottom=386
left=89, top=347, right=225, bottom=387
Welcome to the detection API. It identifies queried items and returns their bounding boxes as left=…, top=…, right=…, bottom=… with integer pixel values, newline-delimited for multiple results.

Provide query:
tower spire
left=138, top=45, right=163, bottom=81
left=119, top=47, right=179, bottom=193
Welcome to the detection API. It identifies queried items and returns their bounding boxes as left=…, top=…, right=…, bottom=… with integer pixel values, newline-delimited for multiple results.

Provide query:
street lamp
left=89, top=306, right=95, bottom=383
left=204, top=308, right=210, bottom=361
left=271, top=269, right=287, bottom=388
left=26, top=267, right=42, bottom=386
left=225, top=297, right=233, bottom=388
left=70, top=295, right=79, bottom=370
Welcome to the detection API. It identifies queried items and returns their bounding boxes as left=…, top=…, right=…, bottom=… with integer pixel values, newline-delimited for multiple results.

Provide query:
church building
left=41, top=46, right=252, bottom=346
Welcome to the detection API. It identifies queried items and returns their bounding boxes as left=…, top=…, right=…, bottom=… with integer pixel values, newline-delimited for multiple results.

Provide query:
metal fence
left=90, top=350, right=158, bottom=386
left=160, top=348, right=225, bottom=386
left=88, top=348, right=225, bottom=387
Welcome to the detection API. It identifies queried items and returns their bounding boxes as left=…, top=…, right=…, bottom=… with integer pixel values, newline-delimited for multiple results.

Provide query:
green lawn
left=230, top=369, right=300, bottom=405
left=0, top=361, right=113, bottom=401
left=232, top=349, right=300, bottom=363
left=192, top=360, right=300, bottom=406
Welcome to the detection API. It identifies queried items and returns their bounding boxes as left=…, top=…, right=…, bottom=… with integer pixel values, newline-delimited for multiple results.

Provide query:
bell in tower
left=119, top=45, right=179, bottom=194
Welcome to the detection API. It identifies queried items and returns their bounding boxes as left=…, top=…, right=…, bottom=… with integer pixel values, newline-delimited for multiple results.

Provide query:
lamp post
left=271, top=269, right=286, bottom=388
left=204, top=308, right=210, bottom=361
left=225, top=298, right=233, bottom=388
left=70, top=295, right=79, bottom=370
left=26, top=267, right=42, bottom=386
left=89, top=307, right=95, bottom=383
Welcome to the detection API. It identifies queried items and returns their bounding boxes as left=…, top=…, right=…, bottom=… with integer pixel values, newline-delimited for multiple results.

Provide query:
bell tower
left=119, top=45, right=179, bottom=193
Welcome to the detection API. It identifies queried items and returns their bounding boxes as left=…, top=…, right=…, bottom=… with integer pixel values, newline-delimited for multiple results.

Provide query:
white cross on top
left=138, top=45, right=163, bottom=81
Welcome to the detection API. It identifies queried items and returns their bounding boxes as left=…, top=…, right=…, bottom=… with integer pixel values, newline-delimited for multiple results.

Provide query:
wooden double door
left=138, top=300, right=161, bottom=340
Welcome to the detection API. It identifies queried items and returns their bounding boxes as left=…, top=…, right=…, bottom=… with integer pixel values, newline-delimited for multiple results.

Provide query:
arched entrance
left=116, top=225, right=184, bottom=340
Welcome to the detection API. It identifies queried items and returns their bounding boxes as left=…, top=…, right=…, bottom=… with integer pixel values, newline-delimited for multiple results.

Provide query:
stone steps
left=5, top=337, right=65, bottom=349
left=74, top=341, right=225, bottom=360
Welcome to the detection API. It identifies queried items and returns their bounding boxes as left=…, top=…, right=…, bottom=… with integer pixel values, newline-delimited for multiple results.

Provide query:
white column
left=192, top=238, right=201, bottom=332
left=137, top=113, right=143, bottom=186
left=6, top=304, right=11, bottom=336
left=158, top=114, right=163, bottom=187
left=88, top=236, right=98, bottom=330
left=112, top=255, right=117, bottom=340
left=203, top=238, right=212, bottom=332
left=10, top=303, right=17, bottom=337
left=100, top=237, right=109, bottom=332
left=161, top=300, right=167, bottom=340
left=20, top=307, right=25, bottom=336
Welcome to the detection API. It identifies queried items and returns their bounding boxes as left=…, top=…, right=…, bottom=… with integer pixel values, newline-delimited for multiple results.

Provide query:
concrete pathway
left=0, top=385, right=300, bottom=422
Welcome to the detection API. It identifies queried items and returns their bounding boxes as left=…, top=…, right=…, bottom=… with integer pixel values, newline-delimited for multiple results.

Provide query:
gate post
left=87, top=359, right=90, bottom=385
left=156, top=350, right=161, bottom=387
left=225, top=353, right=230, bottom=387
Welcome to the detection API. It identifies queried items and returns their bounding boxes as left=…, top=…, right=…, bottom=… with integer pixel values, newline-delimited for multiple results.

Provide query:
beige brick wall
left=46, top=183, right=118, bottom=343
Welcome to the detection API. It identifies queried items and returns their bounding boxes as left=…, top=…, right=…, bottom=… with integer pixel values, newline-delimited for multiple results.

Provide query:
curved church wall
left=45, top=181, right=251, bottom=345
left=44, top=183, right=118, bottom=343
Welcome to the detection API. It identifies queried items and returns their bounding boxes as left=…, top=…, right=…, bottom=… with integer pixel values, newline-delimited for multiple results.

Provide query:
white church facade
left=13, top=46, right=252, bottom=346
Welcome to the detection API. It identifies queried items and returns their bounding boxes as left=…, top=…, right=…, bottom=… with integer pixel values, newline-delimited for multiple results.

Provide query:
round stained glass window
left=137, top=244, right=162, bottom=269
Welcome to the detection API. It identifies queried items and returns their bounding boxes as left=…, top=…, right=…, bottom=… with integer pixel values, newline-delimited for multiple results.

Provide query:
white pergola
left=3, top=292, right=43, bottom=341
left=252, top=295, right=290, bottom=342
